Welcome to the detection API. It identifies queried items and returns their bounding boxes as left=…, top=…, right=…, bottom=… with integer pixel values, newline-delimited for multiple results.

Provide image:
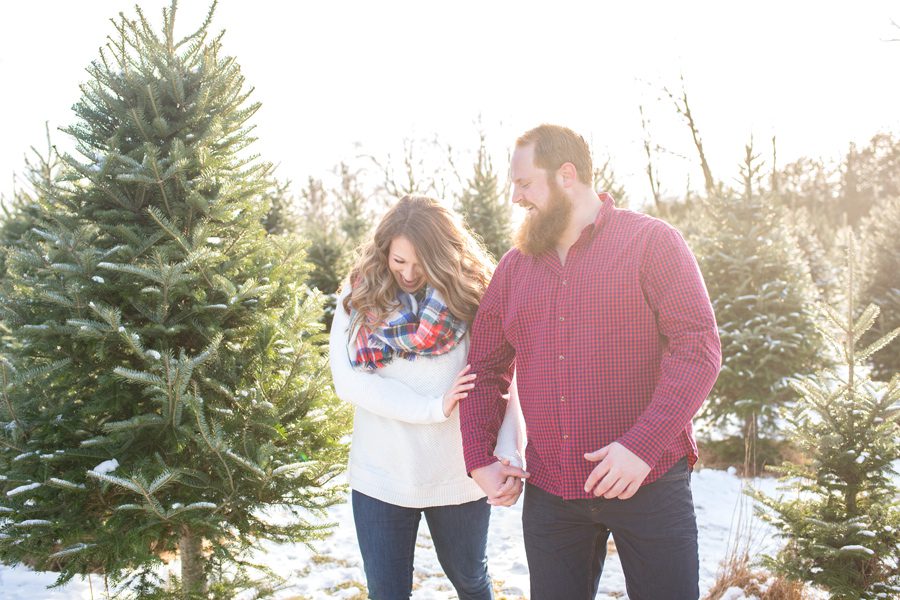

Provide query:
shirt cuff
left=616, top=428, right=668, bottom=471
left=464, top=452, right=499, bottom=477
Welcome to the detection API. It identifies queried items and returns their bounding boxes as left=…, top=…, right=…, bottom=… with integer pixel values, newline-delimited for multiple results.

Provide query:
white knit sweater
left=330, top=290, right=525, bottom=508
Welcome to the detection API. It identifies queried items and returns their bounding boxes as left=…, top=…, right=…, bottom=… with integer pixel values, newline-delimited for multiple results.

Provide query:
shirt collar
left=579, top=192, right=616, bottom=242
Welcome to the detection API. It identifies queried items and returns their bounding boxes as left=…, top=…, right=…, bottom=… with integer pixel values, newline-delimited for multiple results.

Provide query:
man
left=460, top=124, right=721, bottom=599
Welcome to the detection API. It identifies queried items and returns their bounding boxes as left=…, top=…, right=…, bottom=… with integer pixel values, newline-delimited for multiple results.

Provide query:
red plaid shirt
left=461, top=194, right=721, bottom=499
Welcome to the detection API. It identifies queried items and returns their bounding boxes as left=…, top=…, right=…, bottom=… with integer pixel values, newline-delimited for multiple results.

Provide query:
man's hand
left=583, top=442, right=651, bottom=500
left=471, top=459, right=529, bottom=506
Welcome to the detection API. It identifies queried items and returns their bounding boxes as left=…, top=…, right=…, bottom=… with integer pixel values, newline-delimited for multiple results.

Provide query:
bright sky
left=2, top=1, right=899, bottom=206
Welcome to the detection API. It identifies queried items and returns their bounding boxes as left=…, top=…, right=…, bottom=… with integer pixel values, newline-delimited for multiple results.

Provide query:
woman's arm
left=492, top=371, right=526, bottom=468
left=329, top=292, right=449, bottom=424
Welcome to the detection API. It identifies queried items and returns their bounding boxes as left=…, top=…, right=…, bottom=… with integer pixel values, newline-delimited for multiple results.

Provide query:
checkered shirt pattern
left=460, top=194, right=721, bottom=499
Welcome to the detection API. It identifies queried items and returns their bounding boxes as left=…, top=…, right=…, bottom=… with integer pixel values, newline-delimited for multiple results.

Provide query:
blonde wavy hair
left=343, top=195, right=494, bottom=329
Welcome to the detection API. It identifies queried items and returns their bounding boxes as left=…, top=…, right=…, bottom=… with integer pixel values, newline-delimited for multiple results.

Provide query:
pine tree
left=296, top=176, right=347, bottom=329
left=859, top=195, right=900, bottom=381
left=0, top=127, right=63, bottom=279
left=261, top=178, right=300, bottom=236
left=693, top=141, right=824, bottom=473
left=751, top=235, right=900, bottom=599
left=455, top=133, right=511, bottom=262
left=0, top=3, right=348, bottom=596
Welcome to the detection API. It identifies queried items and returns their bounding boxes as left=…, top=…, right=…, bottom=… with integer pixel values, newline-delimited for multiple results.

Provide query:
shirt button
left=559, top=316, right=565, bottom=322
left=562, top=434, right=569, bottom=439
left=562, top=279, right=568, bottom=286
left=560, top=396, right=566, bottom=402
left=558, top=355, right=564, bottom=361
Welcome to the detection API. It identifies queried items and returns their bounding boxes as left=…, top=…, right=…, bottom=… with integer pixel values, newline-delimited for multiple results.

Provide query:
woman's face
left=388, top=235, right=427, bottom=293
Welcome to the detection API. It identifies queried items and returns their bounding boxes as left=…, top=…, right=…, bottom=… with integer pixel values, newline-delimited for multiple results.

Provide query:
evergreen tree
left=455, top=133, right=511, bottom=262
left=752, top=235, right=900, bottom=599
left=296, top=176, right=346, bottom=328
left=859, top=195, right=900, bottom=381
left=0, top=127, right=63, bottom=278
left=261, top=178, right=300, bottom=236
left=784, top=206, right=840, bottom=303
left=0, top=3, right=348, bottom=596
left=335, top=161, right=372, bottom=250
left=693, top=142, right=823, bottom=473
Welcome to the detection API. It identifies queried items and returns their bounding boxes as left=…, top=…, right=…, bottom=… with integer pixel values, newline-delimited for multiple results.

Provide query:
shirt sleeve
left=460, top=255, right=517, bottom=474
left=329, top=288, right=449, bottom=425
left=617, top=223, right=722, bottom=468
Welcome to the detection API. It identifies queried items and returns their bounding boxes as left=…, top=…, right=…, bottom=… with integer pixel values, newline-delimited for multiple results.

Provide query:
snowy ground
left=0, top=468, right=790, bottom=599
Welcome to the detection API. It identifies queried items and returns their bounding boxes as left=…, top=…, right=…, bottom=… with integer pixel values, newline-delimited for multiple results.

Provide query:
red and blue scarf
left=349, top=286, right=467, bottom=371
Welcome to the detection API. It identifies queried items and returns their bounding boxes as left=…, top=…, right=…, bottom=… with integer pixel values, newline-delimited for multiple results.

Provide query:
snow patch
left=7, top=483, right=41, bottom=497
left=91, top=459, right=119, bottom=475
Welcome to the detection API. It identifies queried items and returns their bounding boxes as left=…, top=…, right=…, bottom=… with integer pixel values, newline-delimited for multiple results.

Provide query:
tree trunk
left=179, top=526, right=206, bottom=598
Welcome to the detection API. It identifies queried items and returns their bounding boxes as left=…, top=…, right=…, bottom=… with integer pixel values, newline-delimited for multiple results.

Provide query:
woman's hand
left=443, top=364, right=477, bottom=417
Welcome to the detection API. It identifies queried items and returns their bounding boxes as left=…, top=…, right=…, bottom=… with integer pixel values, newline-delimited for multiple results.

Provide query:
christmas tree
left=0, top=2, right=348, bottom=596
left=752, top=234, right=900, bottom=599
left=455, top=132, right=511, bottom=262
left=859, top=195, right=900, bottom=381
left=693, top=142, right=824, bottom=473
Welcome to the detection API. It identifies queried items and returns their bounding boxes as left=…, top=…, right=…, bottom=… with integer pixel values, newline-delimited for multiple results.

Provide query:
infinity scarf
left=349, top=286, right=467, bottom=371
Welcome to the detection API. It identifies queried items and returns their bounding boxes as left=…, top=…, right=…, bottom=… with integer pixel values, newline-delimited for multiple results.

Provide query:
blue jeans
left=351, top=490, right=495, bottom=600
left=522, top=458, right=699, bottom=600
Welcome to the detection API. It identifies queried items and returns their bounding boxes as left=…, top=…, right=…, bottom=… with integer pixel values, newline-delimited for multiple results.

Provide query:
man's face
left=511, top=144, right=572, bottom=255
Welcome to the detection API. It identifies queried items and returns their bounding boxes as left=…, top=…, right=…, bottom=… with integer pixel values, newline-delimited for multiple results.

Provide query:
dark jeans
left=351, top=490, right=495, bottom=600
left=523, top=459, right=699, bottom=600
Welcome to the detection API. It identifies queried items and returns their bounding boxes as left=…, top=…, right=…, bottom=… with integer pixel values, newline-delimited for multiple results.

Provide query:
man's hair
left=516, top=124, right=593, bottom=185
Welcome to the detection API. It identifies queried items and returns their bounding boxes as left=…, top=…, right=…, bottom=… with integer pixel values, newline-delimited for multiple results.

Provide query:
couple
left=329, top=124, right=722, bottom=600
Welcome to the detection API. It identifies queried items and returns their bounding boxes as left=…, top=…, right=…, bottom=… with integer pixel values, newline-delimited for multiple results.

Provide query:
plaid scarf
left=349, top=286, right=467, bottom=371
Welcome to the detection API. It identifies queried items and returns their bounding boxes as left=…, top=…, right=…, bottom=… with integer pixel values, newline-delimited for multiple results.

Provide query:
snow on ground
left=0, top=468, right=789, bottom=599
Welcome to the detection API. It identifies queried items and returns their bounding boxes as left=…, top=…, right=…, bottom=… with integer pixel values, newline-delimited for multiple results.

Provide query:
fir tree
left=0, top=3, right=348, bottom=596
left=455, top=133, right=511, bottom=262
left=261, top=178, right=300, bottom=236
left=0, top=127, right=63, bottom=278
left=694, top=141, right=824, bottom=473
left=859, top=195, right=900, bottom=381
left=752, top=235, right=900, bottom=599
left=296, top=176, right=347, bottom=329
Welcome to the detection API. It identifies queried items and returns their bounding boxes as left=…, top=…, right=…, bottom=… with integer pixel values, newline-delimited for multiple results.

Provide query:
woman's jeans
left=352, top=490, right=495, bottom=600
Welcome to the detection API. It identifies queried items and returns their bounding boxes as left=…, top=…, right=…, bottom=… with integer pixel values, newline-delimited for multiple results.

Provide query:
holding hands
left=471, top=458, right=529, bottom=507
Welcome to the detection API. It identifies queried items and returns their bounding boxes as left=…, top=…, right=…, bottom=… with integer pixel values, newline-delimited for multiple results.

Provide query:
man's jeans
left=523, top=458, right=699, bottom=600
left=352, top=490, right=495, bottom=600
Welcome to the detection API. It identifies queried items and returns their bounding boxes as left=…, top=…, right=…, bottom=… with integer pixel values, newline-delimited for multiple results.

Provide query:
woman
left=329, top=195, right=524, bottom=600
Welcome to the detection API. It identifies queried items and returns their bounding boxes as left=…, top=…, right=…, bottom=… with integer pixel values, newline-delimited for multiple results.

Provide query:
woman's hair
left=343, top=195, right=494, bottom=327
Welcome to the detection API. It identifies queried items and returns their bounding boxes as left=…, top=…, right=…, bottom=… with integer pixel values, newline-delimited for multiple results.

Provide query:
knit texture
left=331, top=289, right=523, bottom=508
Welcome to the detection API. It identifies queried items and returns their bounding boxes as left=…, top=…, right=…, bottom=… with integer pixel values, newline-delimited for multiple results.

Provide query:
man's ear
left=557, top=162, right=578, bottom=188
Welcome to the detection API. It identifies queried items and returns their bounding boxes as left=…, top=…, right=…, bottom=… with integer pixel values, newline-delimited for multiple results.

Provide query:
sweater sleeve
left=329, top=290, right=449, bottom=425
left=492, top=371, right=526, bottom=469
left=460, top=254, right=517, bottom=474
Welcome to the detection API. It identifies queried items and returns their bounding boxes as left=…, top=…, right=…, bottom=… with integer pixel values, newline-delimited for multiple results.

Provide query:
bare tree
left=664, top=75, right=717, bottom=198
left=639, top=104, right=662, bottom=209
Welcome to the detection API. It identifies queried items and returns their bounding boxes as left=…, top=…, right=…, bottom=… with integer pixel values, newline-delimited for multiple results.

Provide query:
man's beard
left=514, top=178, right=573, bottom=256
